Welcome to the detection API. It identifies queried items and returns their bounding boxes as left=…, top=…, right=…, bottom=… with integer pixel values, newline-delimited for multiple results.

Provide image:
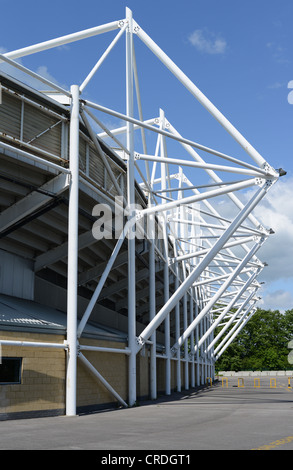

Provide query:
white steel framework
left=0, top=7, right=284, bottom=415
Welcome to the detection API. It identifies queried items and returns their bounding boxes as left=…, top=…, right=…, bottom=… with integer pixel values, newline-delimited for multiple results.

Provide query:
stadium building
left=0, top=8, right=282, bottom=420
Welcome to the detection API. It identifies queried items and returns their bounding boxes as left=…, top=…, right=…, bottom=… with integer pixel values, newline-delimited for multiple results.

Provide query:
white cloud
left=250, top=177, right=293, bottom=283
left=0, top=46, right=67, bottom=91
left=258, top=289, right=293, bottom=313
left=266, top=41, right=290, bottom=65
left=204, top=176, right=293, bottom=310
left=267, top=82, right=284, bottom=90
left=35, top=66, right=62, bottom=86
left=188, top=29, right=227, bottom=55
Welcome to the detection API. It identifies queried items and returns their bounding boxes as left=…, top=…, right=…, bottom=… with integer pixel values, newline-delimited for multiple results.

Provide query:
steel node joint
left=264, top=178, right=276, bottom=191
left=126, top=18, right=140, bottom=34
left=257, top=223, right=274, bottom=237
left=118, top=19, right=128, bottom=29
left=135, top=210, right=144, bottom=221
left=254, top=175, right=277, bottom=190
left=262, top=161, right=280, bottom=178
left=255, top=177, right=264, bottom=186
left=153, top=116, right=171, bottom=129
left=133, top=20, right=141, bottom=34
left=66, top=340, right=80, bottom=355
left=170, top=345, right=178, bottom=356
left=136, top=336, right=145, bottom=347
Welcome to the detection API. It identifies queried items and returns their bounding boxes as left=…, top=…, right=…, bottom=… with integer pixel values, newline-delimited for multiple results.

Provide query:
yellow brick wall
left=0, top=331, right=130, bottom=416
left=0, top=331, right=66, bottom=414
left=1, top=331, right=197, bottom=416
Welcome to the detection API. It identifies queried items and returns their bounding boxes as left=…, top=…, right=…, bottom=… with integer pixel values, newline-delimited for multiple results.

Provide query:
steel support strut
left=193, top=266, right=263, bottom=355
left=215, top=308, right=257, bottom=360
left=211, top=298, right=258, bottom=358
left=126, top=7, right=137, bottom=407
left=66, top=85, right=80, bottom=416
left=136, top=180, right=274, bottom=352
left=135, top=24, right=274, bottom=171
left=206, top=287, right=259, bottom=355
left=160, top=109, right=171, bottom=395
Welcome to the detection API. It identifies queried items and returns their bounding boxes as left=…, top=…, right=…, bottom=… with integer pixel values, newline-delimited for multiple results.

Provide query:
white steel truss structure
left=0, top=7, right=284, bottom=415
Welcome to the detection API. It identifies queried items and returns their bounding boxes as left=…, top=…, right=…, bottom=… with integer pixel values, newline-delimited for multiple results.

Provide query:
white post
left=175, top=274, right=181, bottom=392
left=183, top=293, right=189, bottom=389
left=200, top=315, right=204, bottom=385
left=149, top=212, right=157, bottom=399
left=126, top=7, right=137, bottom=407
left=173, top=239, right=181, bottom=392
left=66, top=84, right=80, bottom=416
left=163, top=233, right=171, bottom=395
left=194, top=287, right=200, bottom=386
left=190, top=206, right=197, bottom=388
left=190, top=294, right=195, bottom=388
left=179, top=177, right=189, bottom=390
left=173, top=175, right=182, bottom=392
left=160, top=109, right=171, bottom=395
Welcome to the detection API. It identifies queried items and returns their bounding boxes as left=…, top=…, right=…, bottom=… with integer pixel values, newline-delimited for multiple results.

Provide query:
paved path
left=1, top=377, right=293, bottom=451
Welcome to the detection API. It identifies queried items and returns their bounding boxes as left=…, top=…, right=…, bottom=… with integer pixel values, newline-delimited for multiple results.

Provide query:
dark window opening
left=0, top=357, right=22, bottom=384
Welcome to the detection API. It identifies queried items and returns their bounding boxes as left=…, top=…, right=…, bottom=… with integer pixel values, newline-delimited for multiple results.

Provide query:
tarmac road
left=1, top=376, right=293, bottom=452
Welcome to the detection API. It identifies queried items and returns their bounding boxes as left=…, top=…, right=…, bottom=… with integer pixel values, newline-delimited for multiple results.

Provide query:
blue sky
left=1, top=0, right=293, bottom=311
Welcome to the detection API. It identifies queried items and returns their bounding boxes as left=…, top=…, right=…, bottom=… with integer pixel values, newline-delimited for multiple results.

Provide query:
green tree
left=215, top=308, right=293, bottom=372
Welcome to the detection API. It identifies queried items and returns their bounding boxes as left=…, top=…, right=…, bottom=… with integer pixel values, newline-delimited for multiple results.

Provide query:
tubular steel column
left=183, top=292, right=189, bottom=389
left=190, top=294, right=195, bottom=388
left=194, top=287, right=200, bottom=386
left=163, top=223, right=171, bottom=395
left=181, top=205, right=189, bottom=390
left=149, top=212, right=157, bottom=399
left=175, top=266, right=181, bottom=392
left=172, top=233, right=181, bottom=392
left=126, top=7, right=137, bottom=406
left=199, top=320, right=205, bottom=385
left=160, top=109, right=171, bottom=396
left=66, top=84, right=80, bottom=416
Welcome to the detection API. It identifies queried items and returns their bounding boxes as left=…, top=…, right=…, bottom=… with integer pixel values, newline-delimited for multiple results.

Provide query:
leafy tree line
left=214, top=309, right=293, bottom=372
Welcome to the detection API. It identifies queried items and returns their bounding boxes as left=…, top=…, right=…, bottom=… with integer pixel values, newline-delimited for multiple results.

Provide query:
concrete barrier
left=218, top=370, right=293, bottom=377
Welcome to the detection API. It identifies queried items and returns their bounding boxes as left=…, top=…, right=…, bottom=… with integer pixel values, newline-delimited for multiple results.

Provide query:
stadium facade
left=0, top=8, right=283, bottom=419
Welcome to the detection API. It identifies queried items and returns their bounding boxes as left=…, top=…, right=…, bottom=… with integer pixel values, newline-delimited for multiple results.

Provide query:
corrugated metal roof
left=0, top=294, right=127, bottom=342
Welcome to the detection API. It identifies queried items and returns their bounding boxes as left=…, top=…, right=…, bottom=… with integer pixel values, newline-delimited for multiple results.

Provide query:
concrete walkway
left=1, top=377, right=293, bottom=451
